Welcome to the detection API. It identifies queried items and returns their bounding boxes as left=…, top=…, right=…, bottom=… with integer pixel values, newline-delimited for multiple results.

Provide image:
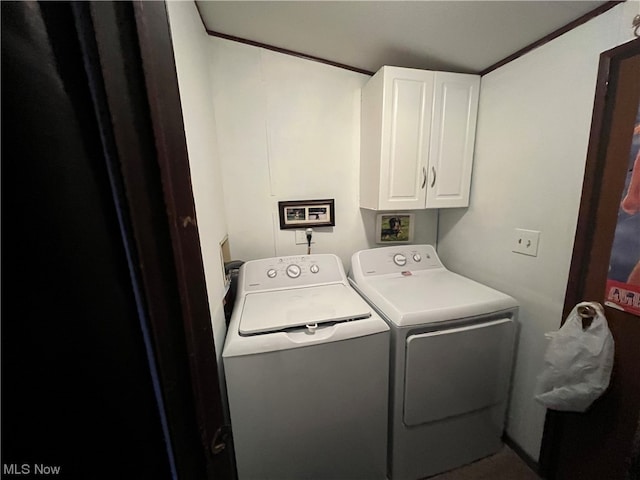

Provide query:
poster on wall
left=604, top=103, right=640, bottom=317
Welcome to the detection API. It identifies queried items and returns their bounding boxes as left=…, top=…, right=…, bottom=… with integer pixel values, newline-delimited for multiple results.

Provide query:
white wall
left=209, top=38, right=438, bottom=271
left=166, top=1, right=229, bottom=361
left=437, top=2, right=639, bottom=461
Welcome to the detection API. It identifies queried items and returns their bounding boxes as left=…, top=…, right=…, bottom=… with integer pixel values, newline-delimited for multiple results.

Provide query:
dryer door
left=403, top=317, right=515, bottom=426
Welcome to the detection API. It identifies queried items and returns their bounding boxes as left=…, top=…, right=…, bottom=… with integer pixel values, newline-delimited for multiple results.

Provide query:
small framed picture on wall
left=278, top=199, right=335, bottom=229
left=375, top=213, right=415, bottom=244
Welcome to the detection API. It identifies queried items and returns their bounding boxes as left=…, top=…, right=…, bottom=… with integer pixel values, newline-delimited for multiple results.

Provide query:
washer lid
left=239, top=284, right=372, bottom=335
left=356, top=269, right=517, bottom=327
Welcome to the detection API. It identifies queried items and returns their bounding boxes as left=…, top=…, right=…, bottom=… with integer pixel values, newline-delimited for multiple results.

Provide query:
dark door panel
left=540, top=38, right=640, bottom=480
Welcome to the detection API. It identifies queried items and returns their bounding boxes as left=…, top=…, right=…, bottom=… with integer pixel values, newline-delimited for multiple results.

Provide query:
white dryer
left=349, top=245, right=518, bottom=480
left=223, top=253, right=390, bottom=480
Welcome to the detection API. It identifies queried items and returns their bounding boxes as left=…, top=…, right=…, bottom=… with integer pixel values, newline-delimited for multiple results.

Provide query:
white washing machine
left=349, top=245, right=518, bottom=480
left=223, top=253, right=390, bottom=480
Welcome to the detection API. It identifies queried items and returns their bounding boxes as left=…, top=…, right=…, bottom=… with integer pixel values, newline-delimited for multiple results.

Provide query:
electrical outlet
left=295, top=230, right=310, bottom=245
left=295, top=230, right=316, bottom=245
left=512, top=228, right=540, bottom=256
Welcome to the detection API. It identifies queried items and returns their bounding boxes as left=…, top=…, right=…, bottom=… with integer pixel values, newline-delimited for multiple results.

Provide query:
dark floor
left=427, top=446, right=541, bottom=480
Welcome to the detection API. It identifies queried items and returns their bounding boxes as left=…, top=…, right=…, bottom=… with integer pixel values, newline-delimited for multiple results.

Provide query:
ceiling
left=196, top=1, right=611, bottom=75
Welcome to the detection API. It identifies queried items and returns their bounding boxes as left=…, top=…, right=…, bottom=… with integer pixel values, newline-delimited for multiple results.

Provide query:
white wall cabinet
left=360, top=66, right=480, bottom=210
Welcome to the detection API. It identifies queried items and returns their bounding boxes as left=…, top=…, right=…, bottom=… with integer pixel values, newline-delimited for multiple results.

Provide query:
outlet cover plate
left=513, top=228, right=540, bottom=256
left=295, top=230, right=306, bottom=245
left=295, top=230, right=315, bottom=245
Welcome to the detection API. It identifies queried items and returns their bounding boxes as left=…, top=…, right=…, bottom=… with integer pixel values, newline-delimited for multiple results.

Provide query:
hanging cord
left=306, top=228, right=313, bottom=255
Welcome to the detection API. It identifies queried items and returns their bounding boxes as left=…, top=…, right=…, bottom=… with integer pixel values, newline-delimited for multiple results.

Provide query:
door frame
left=539, top=36, right=640, bottom=478
left=86, top=2, right=231, bottom=478
left=562, top=37, right=640, bottom=319
left=131, top=5, right=231, bottom=476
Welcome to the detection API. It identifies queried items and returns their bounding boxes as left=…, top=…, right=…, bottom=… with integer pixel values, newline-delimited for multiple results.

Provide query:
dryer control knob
left=393, top=254, right=407, bottom=266
left=286, top=264, right=301, bottom=278
left=310, top=264, right=320, bottom=274
left=413, top=253, right=422, bottom=262
left=266, top=269, right=277, bottom=278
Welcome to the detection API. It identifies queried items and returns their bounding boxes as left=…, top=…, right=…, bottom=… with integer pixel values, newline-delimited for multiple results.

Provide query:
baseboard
left=503, top=434, right=544, bottom=478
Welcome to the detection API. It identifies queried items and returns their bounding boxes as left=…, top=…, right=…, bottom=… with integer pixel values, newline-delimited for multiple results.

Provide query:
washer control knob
left=266, top=269, right=277, bottom=278
left=413, top=253, right=422, bottom=262
left=393, top=254, right=407, bottom=266
left=310, top=264, right=320, bottom=274
left=286, top=264, right=301, bottom=278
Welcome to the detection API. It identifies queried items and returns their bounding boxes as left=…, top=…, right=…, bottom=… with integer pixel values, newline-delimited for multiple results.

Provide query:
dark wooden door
left=1, top=3, right=175, bottom=478
left=540, top=38, right=640, bottom=480
left=87, top=2, right=234, bottom=478
left=2, top=2, right=233, bottom=478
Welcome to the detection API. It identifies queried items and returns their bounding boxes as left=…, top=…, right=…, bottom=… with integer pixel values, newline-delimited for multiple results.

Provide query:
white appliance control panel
left=354, top=245, right=443, bottom=277
left=242, top=254, right=347, bottom=292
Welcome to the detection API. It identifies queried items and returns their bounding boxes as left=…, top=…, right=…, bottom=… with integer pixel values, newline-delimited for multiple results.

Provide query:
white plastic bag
left=535, top=301, right=614, bottom=412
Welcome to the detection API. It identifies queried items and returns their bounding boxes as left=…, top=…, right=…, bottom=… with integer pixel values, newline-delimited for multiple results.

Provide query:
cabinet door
left=378, top=68, right=434, bottom=210
left=427, top=72, right=480, bottom=208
